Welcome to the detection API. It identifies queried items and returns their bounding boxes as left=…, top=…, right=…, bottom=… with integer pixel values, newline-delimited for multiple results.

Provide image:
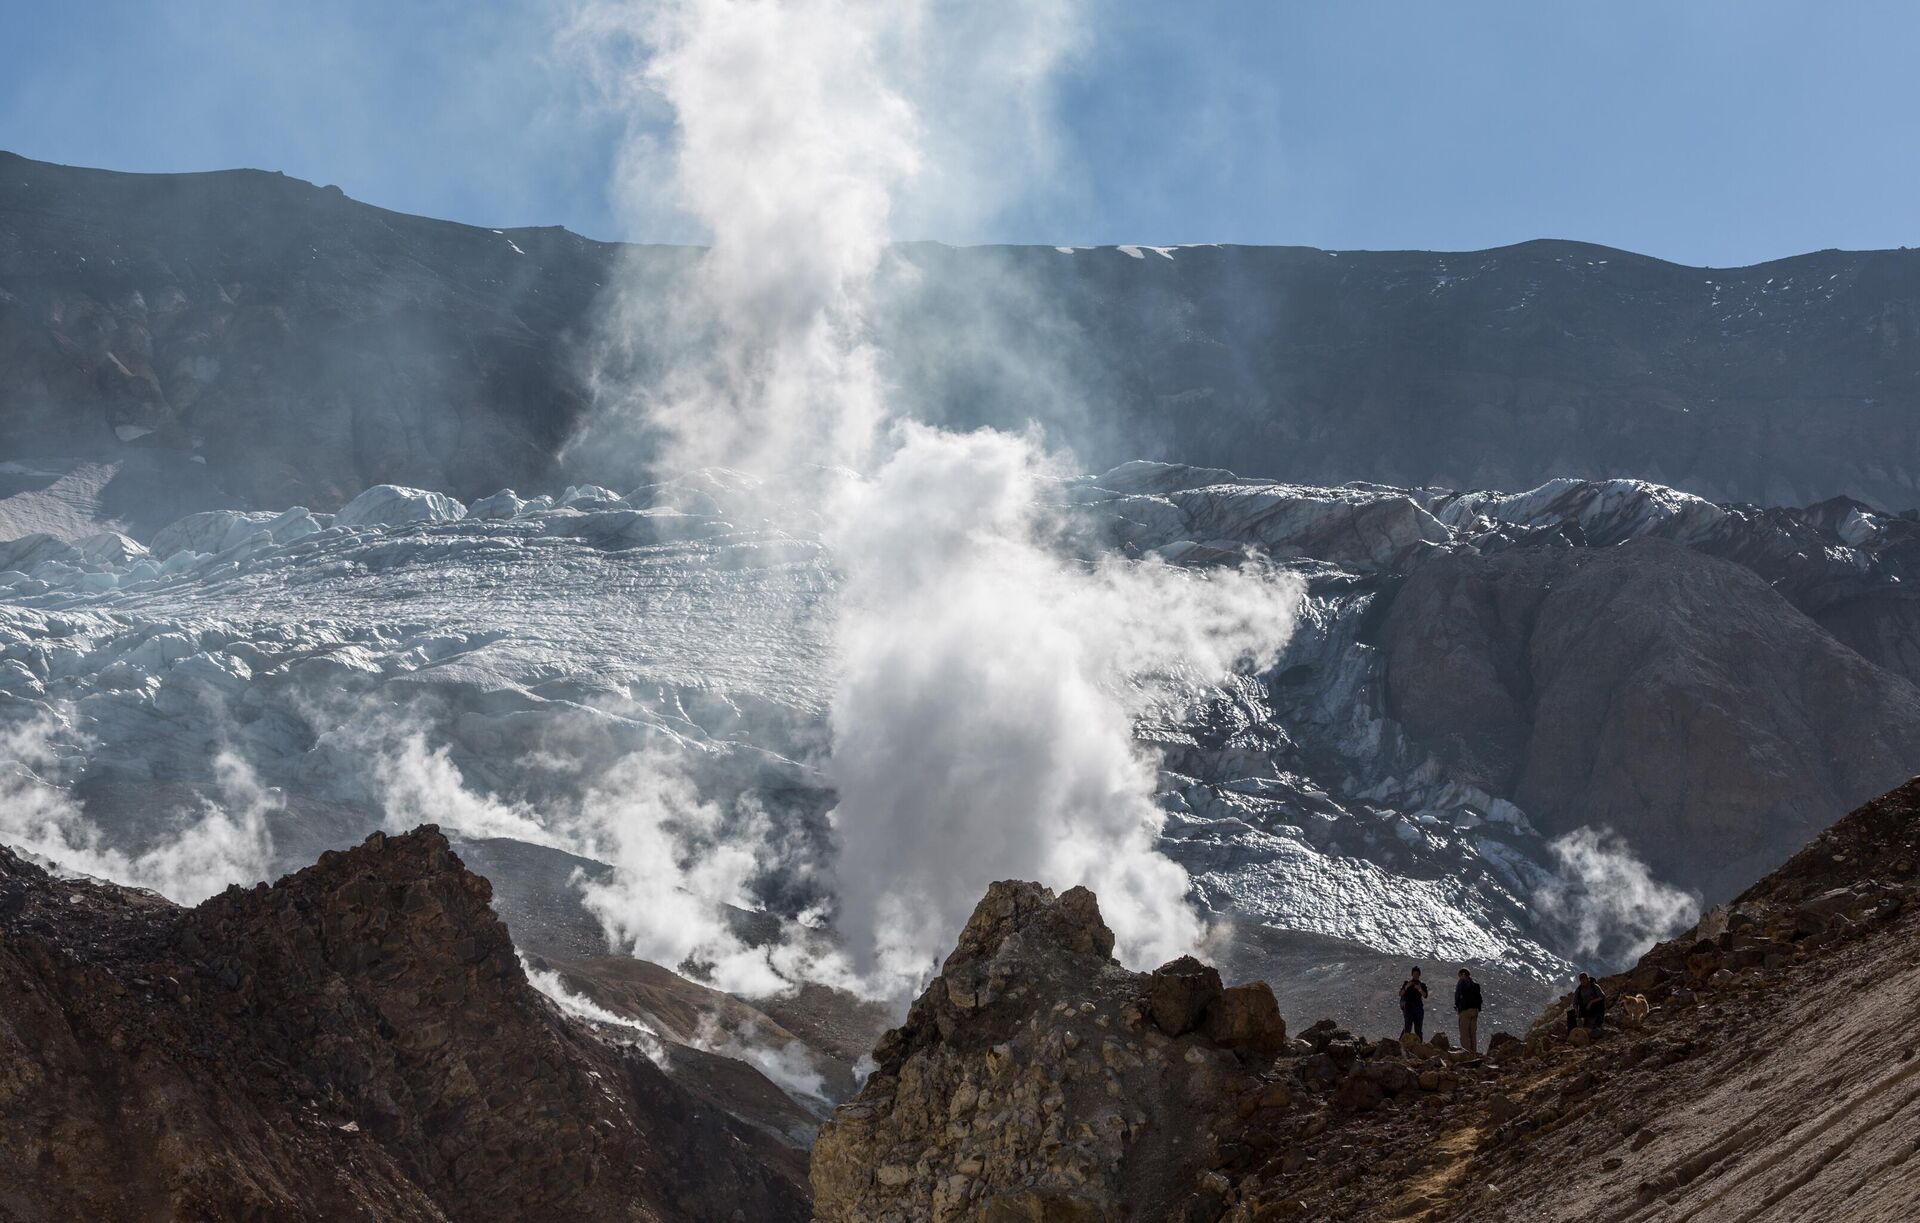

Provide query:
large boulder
left=1204, top=982, right=1289, bottom=1055
left=1147, top=955, right=1223, bottom=1036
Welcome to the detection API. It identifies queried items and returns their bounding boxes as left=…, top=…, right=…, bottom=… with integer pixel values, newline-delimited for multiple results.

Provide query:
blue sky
left=3, top=1, right=1913, bottom=266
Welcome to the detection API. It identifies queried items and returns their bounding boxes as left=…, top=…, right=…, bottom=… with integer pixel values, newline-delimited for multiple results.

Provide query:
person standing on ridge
left=1566, top=972, right=1607, bottom=1033
left=1454, top=967, right=1483, bottom=1053
left=1398, top=967, right=1430, bottom=1039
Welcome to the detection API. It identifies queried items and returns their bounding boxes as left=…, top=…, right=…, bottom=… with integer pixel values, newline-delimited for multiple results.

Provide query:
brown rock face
left=1382, top=539, right=1920, bottom=897
left=1204, top=983, right=1288, bottom=1056
left=814, top=785, right=1920, bottom=1221
left=1144, top=958, right=1287, bottom=1056
left=1146, top=955, right=1223, bottom=1037
left=0, top=826, right=808, bottom=1222
left=810, top=881, right=1286, bottom=1223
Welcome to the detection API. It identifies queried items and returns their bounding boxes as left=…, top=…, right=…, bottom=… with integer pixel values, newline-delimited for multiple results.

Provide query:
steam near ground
left=825, top=426, right=1299, bottom=980
left=0, top=710, right=277, bottom=905
left=1533, top=828, right=1701, bottom=967
left=522, top=955, right=828, bottom=1102
left=558, top=0, right=1302, bottom=996
left=522, top=955, right=661, bottom=1042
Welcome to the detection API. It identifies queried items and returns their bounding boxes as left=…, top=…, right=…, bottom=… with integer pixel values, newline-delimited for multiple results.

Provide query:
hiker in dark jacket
left=1566, top=972, right=1606, bottom=1032
left=1454, top=968, right=1484, bottom=1053
left=1399, top=967, right=1430, bottom=1038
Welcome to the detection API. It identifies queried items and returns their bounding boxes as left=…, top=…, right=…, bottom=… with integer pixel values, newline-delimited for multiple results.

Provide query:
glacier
left=4, top=463, right=1914, bottom=1002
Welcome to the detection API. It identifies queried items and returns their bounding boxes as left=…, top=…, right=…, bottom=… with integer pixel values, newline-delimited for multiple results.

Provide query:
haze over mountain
left=7, top=151, right=1920, bottom=518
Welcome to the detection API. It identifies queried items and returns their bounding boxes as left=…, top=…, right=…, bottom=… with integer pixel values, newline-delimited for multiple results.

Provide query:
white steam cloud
left=692, top=1011, right=830, bottom=1105
left=565, top=0, right=1303, bottom=997
left=520, top=954, right=675, bottom=1068
left=0, top=711, right=277, bottom=905
left=521, top=954, right=662, bottom=1039
left=368, top=721, right=556, bottom=845
left=826, top=426, right=1300, bottom=980
left=338, top=705, right=846, bottom=999
left=567, top=746, right=851, bottom=997
left=524, top=952, right=828, bottom=1105
left=567, top=0, right=921, bottom=481
left=1534, top=827, right=1699, bottom=967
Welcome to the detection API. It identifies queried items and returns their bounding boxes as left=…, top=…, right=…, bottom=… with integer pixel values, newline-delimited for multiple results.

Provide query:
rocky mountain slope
left=0, top=824, right=809, bottom=1222
left=8, top=151, right=1920, bottom=510
left=1379, top=536, right=1920, bottom=898
left=818, top=776, right=1920, bottom=1221
left=1225, top=775, right=1920, bottom=1222
left=0, top=150, right=631, bottom=509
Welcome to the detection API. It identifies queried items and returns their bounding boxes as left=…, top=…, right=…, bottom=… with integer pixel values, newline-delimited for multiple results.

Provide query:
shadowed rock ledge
left=0, top=825, right=808, bottom=1222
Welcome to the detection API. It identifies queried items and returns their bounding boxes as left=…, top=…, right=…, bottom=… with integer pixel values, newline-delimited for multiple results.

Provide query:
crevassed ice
left=3, top=465, right=1856, bottom=981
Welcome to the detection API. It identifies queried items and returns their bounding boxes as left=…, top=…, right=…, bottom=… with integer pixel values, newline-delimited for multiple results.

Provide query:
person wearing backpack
left=1398, top=967, right=1430, bottom=1039
left=1566, top=973, right=1607, bottom=1033
left=1454, top=967, right=1484, bottom=1053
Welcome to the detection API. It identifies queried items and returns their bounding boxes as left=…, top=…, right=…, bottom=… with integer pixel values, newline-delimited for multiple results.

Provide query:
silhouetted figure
left=1566, top=972, right=1606, bottom=1033
left=1454, top=967, right=1483, bottom=1052
left=1399, top=967, right=1430, bottom=1038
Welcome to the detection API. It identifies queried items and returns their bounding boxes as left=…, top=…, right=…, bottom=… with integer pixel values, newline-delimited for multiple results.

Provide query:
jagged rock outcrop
left=0, top=825, right=808, bottom=1222
left=822, top=779, right=1920, bottom=1220
left=810, top=881, right=1288, bottom=1222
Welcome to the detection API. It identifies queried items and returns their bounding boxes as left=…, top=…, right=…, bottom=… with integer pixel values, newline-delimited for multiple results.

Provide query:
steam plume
left=567, top=0, right=1302, bottom=995
left=0, top=711, right=276, bottom=905
left=1534, top=827, right=1698, bottom=967
left=825, top=426, right=1299, bottom=979
left=566, top=745, right=848, bottom=997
